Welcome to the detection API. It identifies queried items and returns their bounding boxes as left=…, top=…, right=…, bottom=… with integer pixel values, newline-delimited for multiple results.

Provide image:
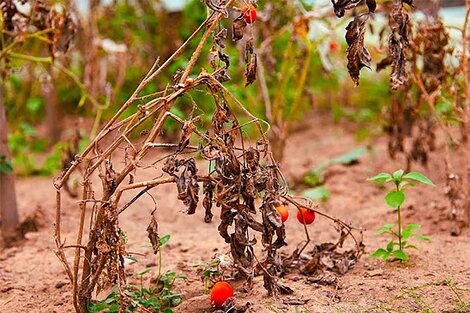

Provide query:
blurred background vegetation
left=1, top=0, right=465, bottom=176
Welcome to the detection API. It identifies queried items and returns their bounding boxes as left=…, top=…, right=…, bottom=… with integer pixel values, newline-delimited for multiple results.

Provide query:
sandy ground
left=1, top=114, right=469, bottom=313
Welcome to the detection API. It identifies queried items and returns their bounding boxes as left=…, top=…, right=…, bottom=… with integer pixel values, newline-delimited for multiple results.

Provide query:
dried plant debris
left=0, top=0, right=76, bottom=60
left=412, top=21, right=449, bottom=93
left=385, top=6, right=448, bottom=171
left=147, top=210, right=161, bottom=254
left=302, top=242, right=362, bottom=275
left=205, top=0, right=227, bottom=15
left=330, top=0, right=418, bottom=87
left=387, top=0, right=411, bottom=89
left=345, top=14, right=372, bottom=86
left=376, top=0, right=413, bottom=89
left=331, top=0, right=365, bottom=18
left=214, top=298, right=252, bottom=313
left=232, top=16, right=247, bottom=42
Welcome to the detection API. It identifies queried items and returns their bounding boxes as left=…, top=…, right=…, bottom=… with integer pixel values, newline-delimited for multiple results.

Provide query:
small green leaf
left=392, top=169, right=404, bottom=181
left=405, top=224, right=421, bottom=231
left=402, top=230, right=412, bottom=239
left=375, top=224, right=394, bottom=235
left=124, top=256, right=138, bottom=262
left=367, top=173, right=392, bottom=183
left=0, top=161, right=13, bottom=174
left=405, top=245, right=418, bottom=250
left=302, top=186, right=330, bottom=202
left=331, top=147, right=366, bottom=165
left=137, top=268, right=151, bottom=276
left=393, top=250, right=409, bottom=262
left=159, top=234, right=171, bottom=246
left=301, top=168, right=324, bottom=187
left=399, top=181, right=415, bottom=189
left=386, top=241, right=394, bottom=252
left=26, top=97, right=43, bottom=113
left=415, top=234, right=431, bottom=241
left=371, top=248, right=389, bottom=259
left=385, top=190, right=405, bottom=208
left=403, top=172, right=435, bottom=186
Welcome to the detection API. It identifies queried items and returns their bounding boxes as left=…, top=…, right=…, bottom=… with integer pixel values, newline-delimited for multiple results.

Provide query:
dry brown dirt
left=1, top=114, right=469, bottom=313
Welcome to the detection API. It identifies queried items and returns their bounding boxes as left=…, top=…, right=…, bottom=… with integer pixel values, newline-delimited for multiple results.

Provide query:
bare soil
left=1, top=114, right=469, bottom=313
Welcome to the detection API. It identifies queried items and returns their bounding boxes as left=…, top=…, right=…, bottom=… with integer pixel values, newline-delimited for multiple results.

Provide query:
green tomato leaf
left=415, top=234, right=431, bottom=241
left=375, top=224, right=394, bottom=235
left=302, top=186, right=330, bottom=202
left=399, top=181, right=415, bottom=189
left=403, top=172, right=435, bottom=186
left=405, top=245, right=418, bottom=250
left=385, top=190, right=405, bottom=208
left=401, top=230, right=412, bottom=239
left=159, top=234, right=171, bottom=246
left=405, top=224, right=421, bottom=231
left=371, top=248, right=389, bottom=259
left=393, top=250, right=409, bottom=262
left=331, top=147, right=366, bottom=165
left=367, top=173, right=392, bottom=183
left=392, top=169, right=404, bottom=181
left=386, top=241, right=395, bottom=252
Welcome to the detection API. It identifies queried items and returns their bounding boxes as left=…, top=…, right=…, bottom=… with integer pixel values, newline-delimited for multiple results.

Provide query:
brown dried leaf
left=345, top=14, right=371, bottom=86
left=388, top=1, right=410, bottom=89
left=163, top=157, right=200, bottom=214
left=232, top=16, right=247, bottom=42
left=245, top=53, right=257, bottom=86
left=331, top=0, right=362, bottom=18
left=147, top=210, right=160, bottom=254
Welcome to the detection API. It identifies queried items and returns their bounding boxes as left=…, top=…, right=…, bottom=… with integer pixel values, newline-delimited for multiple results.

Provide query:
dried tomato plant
left=410, top=2, right=470, bottom=230
left=53, top=2, right=363, bottom=312
left=0, top=0, right=75, bottom=62
left=380, top=1, right=470, bottom=230
left=332, top=0, right=413, bottom=88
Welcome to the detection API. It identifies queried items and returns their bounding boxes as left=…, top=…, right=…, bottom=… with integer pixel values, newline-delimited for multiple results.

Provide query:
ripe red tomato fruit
left=210, top=281, right=234, bottom=308
left=276, top=205, right=289, bottom=223
left=296, top=207, right=316, bottom=225
left=241, top=4, right=257, bottom=24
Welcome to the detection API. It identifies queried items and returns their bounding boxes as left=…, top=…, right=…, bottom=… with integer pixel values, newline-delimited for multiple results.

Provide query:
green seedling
left=88, top=235, right=186, bottom=313
left=192, top=258, right=223, bottom=294
left=367, top=170, right=435, bottom=262
left=302, top=147, right=367, bottom=187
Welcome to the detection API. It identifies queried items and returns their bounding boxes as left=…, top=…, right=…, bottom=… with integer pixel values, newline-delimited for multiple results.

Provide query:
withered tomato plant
left=53, top=1, right=363, bottom=312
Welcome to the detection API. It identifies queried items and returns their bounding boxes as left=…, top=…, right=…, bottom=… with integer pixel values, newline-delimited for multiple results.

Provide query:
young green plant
left=88, top=235, right=186, bottom=313
left=367, top=170, right=435, bottom=262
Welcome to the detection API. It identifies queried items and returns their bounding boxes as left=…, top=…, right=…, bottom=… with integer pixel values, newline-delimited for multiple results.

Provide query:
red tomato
left=296, top=207, right=316, bottom=225
left=276, top=205, right=289, bottom=223
left=241, top=4, right=257, bottom=24
left=210, top=281, right=234, bottom=308
left=329, top=40, right=339, bottom=53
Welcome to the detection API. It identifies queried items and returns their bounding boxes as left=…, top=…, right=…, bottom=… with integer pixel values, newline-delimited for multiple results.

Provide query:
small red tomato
left=241, top=4, right=257, bottom=24
left=276, top=205, right=289, bottom=223
left=329, top=40, right=339, bottom=53
left=296, top=207, right=316, bottom=225
left=210, top=281, right=234, bottom=308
